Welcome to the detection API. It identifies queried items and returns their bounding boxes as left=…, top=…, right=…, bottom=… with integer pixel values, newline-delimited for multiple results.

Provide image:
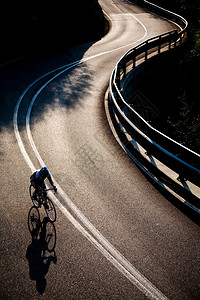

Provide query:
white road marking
left=13, top=12, right=169, bottom=300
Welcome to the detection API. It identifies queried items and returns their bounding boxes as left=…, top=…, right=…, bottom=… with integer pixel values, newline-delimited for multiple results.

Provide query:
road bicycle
left=28, top=206, right=56, bottom=253
left=29, top=185, right=56, bottom=222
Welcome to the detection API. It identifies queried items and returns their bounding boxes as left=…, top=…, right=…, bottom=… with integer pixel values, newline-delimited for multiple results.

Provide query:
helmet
left=40, top=167, right=49, bottom=178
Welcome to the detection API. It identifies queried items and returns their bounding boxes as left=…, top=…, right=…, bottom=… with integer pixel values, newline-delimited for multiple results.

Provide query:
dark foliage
left=129, top=0, right=200, bottom=152
left=0, top=0, right=107, bottom=61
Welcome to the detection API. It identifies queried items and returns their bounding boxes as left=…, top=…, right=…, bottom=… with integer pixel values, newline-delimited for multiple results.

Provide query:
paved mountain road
left=0, top=0, right=200, bottom=299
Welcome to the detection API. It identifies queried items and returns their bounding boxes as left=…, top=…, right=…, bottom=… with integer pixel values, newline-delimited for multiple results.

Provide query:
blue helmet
left=40, top=167, right=49, bottom=178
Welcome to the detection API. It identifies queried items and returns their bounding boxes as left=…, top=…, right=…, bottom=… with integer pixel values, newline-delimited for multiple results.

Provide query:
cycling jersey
left=30, top=168, right=53, bottom=190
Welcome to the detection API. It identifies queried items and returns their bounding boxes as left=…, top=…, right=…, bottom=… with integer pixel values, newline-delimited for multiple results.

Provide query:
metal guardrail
left=109, top=1, right=200, bottom=209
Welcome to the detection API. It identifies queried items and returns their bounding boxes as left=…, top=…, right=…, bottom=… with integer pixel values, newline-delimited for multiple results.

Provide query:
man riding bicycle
left=30, top=167, right=57, bottom=207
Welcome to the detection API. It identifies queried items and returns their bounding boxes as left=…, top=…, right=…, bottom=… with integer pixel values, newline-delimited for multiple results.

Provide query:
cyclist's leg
left=31, top=181, right=37, bottom=199
left=42, top=182, right=48, bottom=199
left=42, top=182, right=49, bottom=209
left=33, top=182, right=44, bottom=204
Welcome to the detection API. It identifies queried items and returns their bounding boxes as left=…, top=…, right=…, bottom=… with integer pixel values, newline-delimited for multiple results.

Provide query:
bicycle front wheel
left=45, top=198, right=56, bottom=222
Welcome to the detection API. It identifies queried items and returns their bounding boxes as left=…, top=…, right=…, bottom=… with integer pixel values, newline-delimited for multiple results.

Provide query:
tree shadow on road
left=0, top=40, right=96, bottom=130
left=26, top=209, right=57, bottom=294
left=47, top=61, right=93, bottom=108
left=27, top=58, right=95, bottom=130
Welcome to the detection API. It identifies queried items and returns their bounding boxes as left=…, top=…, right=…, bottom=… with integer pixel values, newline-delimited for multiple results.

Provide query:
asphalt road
left=0, top=0, right=200, bottom=299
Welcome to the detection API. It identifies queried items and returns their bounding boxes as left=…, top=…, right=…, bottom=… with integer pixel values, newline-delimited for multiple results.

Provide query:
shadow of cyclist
left=26, top=215, right=57, bottom=294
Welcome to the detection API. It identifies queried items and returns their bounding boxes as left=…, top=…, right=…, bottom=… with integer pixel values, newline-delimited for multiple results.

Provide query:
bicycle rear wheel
left=28, top=206, right=40, bottom=238
left=45, top=198, right=56, bottom=222
left=29, top=185, right=40, bottom=208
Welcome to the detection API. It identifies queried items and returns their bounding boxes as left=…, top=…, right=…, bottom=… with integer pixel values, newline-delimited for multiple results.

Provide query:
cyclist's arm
left=47, top=173, right=54, bottom=186
left=47, top=173, right=57, bottom=191
left=43, top=169, right=57, bottom=192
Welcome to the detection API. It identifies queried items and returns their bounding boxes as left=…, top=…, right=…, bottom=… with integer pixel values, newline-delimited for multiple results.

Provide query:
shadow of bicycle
left=26, top=206, right=57, bottom=294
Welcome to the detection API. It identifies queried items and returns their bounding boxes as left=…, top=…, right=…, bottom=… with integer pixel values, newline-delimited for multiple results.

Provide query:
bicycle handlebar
left=38, top=188, right=57, bottom=195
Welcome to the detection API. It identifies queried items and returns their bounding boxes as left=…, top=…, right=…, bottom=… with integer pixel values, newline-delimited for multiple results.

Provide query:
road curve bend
left=0, top=0, right=200, bottom=299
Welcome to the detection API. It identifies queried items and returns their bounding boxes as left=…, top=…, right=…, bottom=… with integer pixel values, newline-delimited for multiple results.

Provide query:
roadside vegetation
left=130, top=0, right=200, bottom=153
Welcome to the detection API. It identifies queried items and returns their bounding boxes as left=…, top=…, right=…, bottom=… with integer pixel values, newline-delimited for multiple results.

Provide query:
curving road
left=0, top=0, right=200, bottom=299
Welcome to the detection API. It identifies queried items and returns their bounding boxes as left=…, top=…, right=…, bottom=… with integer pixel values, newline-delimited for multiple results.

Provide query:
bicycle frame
left=30, top=185, right=56, bottom=222
left=38, top=188, right=54, bottom=202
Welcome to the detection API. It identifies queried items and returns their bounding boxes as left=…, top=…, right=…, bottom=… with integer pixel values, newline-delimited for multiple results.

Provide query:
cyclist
left=30, top=167, right=57, bottom=207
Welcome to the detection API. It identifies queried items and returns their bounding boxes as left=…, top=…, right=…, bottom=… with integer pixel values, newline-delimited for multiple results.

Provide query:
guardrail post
left=116, top=66, right=121, bottom=88
left=145, top=40, right=148, bottom=60
left=158, top=35, right=161, bottom=54
left=179, top=32, right=185, bottom=45
left=123, top=62, right=126, bottom=77
left=169, top=32, right=172, bottom=50
left=174, top=33, right=177, bottom=48
left=132, top=50, right=136, bottom=69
